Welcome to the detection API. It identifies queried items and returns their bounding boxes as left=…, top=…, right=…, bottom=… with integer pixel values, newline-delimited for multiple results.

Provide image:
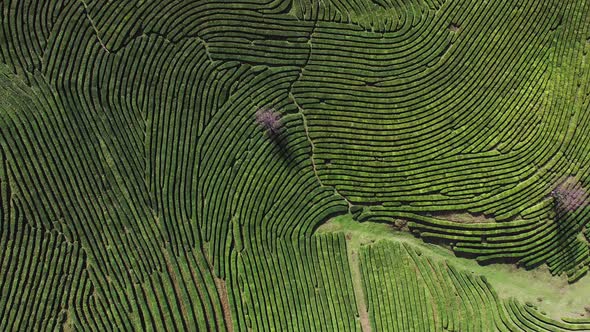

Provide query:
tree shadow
left=266, top=128, right=297, bottom=169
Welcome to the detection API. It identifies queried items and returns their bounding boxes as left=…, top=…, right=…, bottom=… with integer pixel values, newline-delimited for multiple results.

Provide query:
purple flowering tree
left=255, top=107, right=282, bottom=135
left=551, top=176, right=588, bottom=212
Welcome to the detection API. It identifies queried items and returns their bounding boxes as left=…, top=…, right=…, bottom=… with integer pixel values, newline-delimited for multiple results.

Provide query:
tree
left=551, top=176, right=588, bottom=213
left=255, top=107, right=282, bottom=135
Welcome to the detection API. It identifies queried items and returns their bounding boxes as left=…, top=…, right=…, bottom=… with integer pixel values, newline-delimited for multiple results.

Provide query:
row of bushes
left=359, top=240, right=590, bottom=331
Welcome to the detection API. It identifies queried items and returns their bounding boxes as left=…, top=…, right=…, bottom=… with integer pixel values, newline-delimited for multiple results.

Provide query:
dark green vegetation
left=320, top=216, right=590, bottom=331
left=0, top=0, right=589, bottom=330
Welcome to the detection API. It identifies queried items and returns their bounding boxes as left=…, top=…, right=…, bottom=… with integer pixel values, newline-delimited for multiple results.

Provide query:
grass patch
left=317, top=214, right=590, bottom=320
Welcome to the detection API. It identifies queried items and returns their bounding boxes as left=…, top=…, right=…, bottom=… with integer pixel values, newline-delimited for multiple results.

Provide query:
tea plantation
left=1, top=0, right=590, bottom=330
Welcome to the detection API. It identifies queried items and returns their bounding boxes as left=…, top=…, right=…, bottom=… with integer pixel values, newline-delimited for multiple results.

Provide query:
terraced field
left=1, top=0, right=590, bottom=331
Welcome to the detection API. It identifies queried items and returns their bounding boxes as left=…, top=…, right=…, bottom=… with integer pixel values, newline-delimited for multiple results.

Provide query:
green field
left=1, top=0, right=590, bottom=330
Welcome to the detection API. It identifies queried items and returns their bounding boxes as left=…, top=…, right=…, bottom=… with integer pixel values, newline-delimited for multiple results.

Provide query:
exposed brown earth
left=215, top=277, right=234, bottom=332
left=429, top=211, right=493, bottom=224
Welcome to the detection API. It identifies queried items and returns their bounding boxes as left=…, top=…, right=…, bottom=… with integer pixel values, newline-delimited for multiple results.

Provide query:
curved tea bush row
left=0, top=171, right=84, bottom=331
left=1, top=0, right=590, bottom=329
left=359, top=240, right=590, bottom=331
left=290, top=0, right=590, bottom=278
left=229, top=233, right=359, bottom=331
left=1, top=0, right=349, bottom=329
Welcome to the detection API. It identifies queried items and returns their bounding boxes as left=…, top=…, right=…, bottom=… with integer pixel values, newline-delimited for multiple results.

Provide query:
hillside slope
left=1, top=0, right=589, bottom=330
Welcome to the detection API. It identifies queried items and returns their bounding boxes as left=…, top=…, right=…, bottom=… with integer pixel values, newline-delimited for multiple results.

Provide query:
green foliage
left=1, top=0, right=590, bottom=330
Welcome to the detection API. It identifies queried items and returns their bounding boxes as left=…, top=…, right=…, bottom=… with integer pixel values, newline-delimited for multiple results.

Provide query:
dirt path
left=163, top=250, right=190, bottom=324
left=215, top=277, right=234, bottom=332
left=348, top=245, right=372, bottom=332
left=202, top=244, right=234, bottom=332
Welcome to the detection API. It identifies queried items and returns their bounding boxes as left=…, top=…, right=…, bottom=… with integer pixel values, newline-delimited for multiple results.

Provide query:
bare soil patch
left=429, top=211, right=493, bottom=224
left=215, top=277, right=234, bottom=332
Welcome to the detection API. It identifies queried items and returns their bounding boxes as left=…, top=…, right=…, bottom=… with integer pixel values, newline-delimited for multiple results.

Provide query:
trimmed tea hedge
left=359, top=240, right=590, bottom=331
left=1, top=0, right=589, bottom=330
